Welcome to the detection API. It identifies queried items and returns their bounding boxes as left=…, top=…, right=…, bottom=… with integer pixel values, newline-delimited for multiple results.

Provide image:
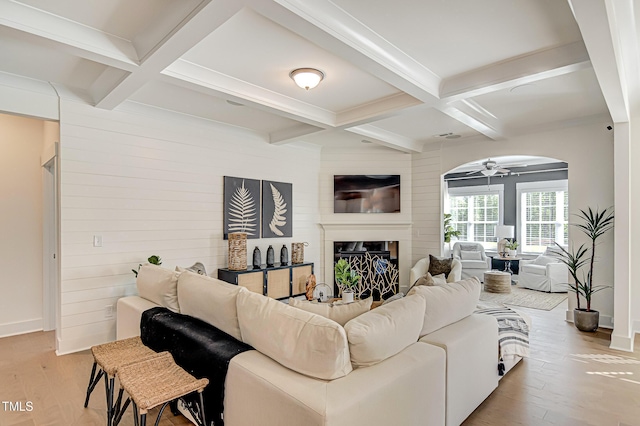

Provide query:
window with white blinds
left=517, top=180, right=568, bottom=253
left=447, top=184, right=503, bottom=250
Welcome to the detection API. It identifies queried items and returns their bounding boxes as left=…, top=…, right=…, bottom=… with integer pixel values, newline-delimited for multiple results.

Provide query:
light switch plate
left=93, top=235, right=103, bottom=247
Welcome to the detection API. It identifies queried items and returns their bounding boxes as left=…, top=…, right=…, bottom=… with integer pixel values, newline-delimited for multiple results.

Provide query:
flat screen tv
left=334, top=175, right=400, bottom=213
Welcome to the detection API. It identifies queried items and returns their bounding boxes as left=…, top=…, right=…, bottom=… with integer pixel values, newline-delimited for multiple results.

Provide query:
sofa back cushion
left=237, top=290, right=352, bottom=380
left=407, top=277, right=481, bottom=336
left=136, top=264, right=180, bottom=312
left=177, top=271, right=242, bottom=341
left=344, top=294, right=426, bottom=368
left=288, top=297, right=373, bottom=326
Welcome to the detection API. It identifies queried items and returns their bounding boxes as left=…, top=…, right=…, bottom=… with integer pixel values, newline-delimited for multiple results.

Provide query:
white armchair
left=518, top=255, right=568, bottom=293
left=452, top=242, right=491, bottom=282
left=409, top=256, right=462, bottom=287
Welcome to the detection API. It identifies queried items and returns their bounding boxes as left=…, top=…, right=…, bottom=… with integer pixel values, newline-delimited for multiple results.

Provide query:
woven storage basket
left=228, top=232, right=247, bottom=270
left=291, top=242, right=307, bottom=264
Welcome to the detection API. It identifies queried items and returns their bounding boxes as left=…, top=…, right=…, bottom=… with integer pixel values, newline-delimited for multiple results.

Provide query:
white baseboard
left=56, top=332, right=113, bottom=356
left=0, top=318, right=43, bottom=338
left=610, top=333, right=635, bottom=352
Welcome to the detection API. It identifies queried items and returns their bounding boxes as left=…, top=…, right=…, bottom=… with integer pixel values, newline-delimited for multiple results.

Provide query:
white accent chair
left=518, top=255, right=568, bottom=292
left=452, top=242, right=491, bottom=282
left=410, top=256, right=462, bottom=287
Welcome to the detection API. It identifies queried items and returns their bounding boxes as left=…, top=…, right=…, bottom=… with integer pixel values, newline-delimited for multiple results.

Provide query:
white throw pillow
left=237, top=290, right=352, bottom=380
left=288, top=297, right=373, bottom=326
left=407, top=277, right=481, bottom=336
left=460, top=250, right=482, bottom=261
left=136, top=264, right=180, bottom=313
left=345, top=294, right=426, bottom=368
left=533, top=255, right=556, bottom=266
left=177, top=271, right=243, bottom=341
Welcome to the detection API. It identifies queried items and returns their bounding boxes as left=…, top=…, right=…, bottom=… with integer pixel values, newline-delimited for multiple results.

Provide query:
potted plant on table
left=334, top=258, right=360, bottom=303
left=505, top=241, right=519, bottom=257
left=552, top=207, right=614, bottom=332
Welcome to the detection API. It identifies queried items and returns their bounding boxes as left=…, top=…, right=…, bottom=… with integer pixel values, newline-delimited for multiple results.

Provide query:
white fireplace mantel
left=319, top=221, right=413, bottom=293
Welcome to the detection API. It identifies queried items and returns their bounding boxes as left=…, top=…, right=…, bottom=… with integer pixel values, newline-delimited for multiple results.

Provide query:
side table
left=484, top=271, right=511, bottom=294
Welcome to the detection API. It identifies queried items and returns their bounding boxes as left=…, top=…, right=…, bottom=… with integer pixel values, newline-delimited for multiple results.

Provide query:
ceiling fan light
left=290, top=68, right=324, bottom=90
left=481, top=169, right=497, bottom=176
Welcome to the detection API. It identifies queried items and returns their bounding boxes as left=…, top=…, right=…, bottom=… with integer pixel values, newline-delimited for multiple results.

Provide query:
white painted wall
left=319, top=145, right=413, bottom=290
left=412, top=122, right=615, bottom=324
left=0, top=113, right=46, bottom=337
left=57, top=99, right=321, bottom=354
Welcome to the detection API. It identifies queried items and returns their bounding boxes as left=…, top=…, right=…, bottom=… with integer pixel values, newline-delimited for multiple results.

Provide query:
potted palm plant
left=444, top=213, right=461, bottom=255
left=334, top=258, right=360, bottom=303
left=552, top=207, right=614, bottom=332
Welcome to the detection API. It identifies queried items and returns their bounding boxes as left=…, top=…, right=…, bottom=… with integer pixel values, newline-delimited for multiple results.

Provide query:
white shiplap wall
left=58, top=100, right=321, bottom=354
left=410, top=144, right=443, bottom=265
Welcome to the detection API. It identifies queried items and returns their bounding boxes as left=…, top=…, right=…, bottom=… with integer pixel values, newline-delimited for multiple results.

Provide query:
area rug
left=480, top=286, right=567, bottom=311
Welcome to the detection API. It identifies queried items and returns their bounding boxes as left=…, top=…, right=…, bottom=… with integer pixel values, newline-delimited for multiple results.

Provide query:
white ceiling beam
left=437, top=102, right=504, bottom=141
left=0, top=0, right=138, bottom=70
left=335, top=93, right=424, bottom=128
left=269, top=123, right=325, bottom=145
left=93, top=0, right=242, bottom=109
left=162, top=60, right=336, bottom=128
left=440, top=41, right=592, bottom=102
left=346, top=124, right=423, bottom=153
left=245, top=0, right=441, bottom=104
left=568, top=0, right=630, bottom=123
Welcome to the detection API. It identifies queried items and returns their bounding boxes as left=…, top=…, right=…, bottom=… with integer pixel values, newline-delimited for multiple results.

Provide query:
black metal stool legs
left=84, top=362, right=106, bottom=408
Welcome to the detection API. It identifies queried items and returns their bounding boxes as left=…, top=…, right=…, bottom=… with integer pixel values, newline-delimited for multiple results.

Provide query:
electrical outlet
left=104, top=305, right=114, bottom=319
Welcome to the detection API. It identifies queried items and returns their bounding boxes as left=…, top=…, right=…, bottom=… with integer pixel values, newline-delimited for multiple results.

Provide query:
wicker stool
left=84, top=336, right=160, bottom=426
left=117, top=352, right=209, bottom=426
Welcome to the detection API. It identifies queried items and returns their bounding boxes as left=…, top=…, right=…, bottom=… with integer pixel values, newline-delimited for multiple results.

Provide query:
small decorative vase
left=280, top=244, right=289, bottom=265
left=342, top=290, right=354, bottom=303
left=252, top=247, right=261, bottom=269
left=508, top=249, right=517, bottom=257
left=266, top=245, right=275, bottom=267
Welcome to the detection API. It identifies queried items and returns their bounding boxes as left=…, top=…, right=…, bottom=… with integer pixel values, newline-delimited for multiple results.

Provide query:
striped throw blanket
left=474, top=304, right=530, bottom=375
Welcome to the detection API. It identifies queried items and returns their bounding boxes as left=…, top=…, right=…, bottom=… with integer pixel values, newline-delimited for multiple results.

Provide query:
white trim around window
left=447, top=184, right=504, bottom=249
left=516, top=180, right=568, bottom=254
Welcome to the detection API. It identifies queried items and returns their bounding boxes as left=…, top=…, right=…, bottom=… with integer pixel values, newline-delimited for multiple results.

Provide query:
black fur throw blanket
left=141, top=307, right=253, bottom=426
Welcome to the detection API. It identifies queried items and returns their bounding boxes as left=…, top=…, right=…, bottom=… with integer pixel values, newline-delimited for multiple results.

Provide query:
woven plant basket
left=228, top=232, right=247, bottom=270
left=291, top=242, right=308, bottom=264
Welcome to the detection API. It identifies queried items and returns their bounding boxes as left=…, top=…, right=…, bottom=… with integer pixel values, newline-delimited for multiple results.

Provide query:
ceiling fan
left=466, top=159, right=517, bottom=176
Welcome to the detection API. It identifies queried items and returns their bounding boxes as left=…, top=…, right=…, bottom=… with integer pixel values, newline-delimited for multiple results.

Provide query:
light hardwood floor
left=0, top=302, right=639, bottom=426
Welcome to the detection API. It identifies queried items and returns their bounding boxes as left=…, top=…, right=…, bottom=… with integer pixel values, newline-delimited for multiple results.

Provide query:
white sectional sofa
left=117, top=264, right=506, bottom=426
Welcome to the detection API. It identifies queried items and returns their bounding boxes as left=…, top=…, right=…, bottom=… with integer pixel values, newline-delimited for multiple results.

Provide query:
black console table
left=218, top=262, right=314, bottom=300
left=490, top=257, right=521, bottom=275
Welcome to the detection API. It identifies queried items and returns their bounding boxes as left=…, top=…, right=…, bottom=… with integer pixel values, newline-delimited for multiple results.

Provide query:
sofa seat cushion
left=344, top=294, right=426, bottom=368
left=460, top=260, right=488, bottom=269
left=136, top=264, right=180, bottom=312
left=237, top=290, right=352, bottom=380
left=407, top=277, right=481, bottom=337
left=520, top=264, right=546, bottom=276
left=177, top=271, right=243, bottom=341
left=288, top=297, right=373, bottom=326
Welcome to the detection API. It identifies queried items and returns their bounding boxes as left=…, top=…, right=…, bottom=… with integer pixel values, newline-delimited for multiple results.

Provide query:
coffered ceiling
left=0, top=0, right=618, bottom=152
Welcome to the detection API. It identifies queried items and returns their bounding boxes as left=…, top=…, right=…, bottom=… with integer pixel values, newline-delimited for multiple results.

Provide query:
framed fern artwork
left=223, top=176, right=261, bottom=239
left=262, top=180, right=292, bottom=238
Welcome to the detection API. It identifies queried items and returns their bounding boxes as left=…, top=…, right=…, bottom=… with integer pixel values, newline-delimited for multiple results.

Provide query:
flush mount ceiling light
left=289, top=68, right=324, bottom=90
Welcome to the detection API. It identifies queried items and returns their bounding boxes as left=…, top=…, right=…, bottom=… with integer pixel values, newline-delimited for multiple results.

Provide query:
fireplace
left=320, top=222, right=412, bottom=294
left=334, top=241, right=399, bottom=299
